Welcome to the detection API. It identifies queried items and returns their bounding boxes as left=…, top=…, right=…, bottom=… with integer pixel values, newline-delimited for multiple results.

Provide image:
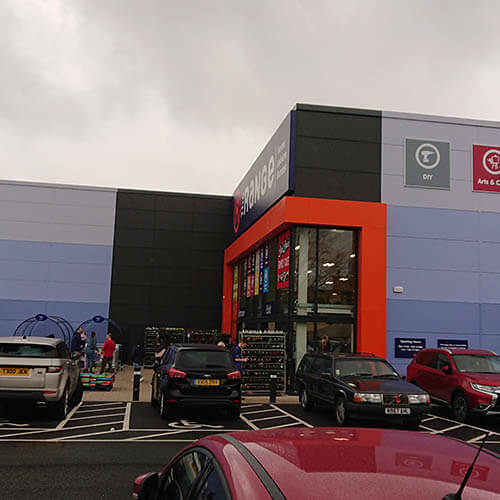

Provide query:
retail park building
left=2, top=104, right=500, bottom=384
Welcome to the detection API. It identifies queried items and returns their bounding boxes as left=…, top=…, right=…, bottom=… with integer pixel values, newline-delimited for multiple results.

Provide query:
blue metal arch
left=13, top=314, right=73, bottom=345
left=75, top=316, right=123, bottom=344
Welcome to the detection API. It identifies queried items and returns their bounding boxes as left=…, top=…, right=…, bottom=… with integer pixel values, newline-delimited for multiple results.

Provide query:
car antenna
left=442, top=432, right=489, bottom=500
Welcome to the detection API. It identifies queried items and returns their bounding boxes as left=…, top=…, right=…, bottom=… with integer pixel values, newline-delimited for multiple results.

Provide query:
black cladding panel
left=292, top=105, right=382, bottom=202
left=110, top=190, right=233, bottom=338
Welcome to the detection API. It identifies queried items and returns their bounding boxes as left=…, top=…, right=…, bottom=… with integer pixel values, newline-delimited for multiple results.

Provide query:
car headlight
left=353, top=392, right=382, bottom=403
left=408, top=394, right=430, bottom=404
left=471, top=383, right=500, bottom=394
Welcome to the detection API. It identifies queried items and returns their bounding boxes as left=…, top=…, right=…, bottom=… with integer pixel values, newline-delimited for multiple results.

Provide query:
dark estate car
left=295, top=352, right=430, bottom=427
left=407, top=348, right=500, bottom=422
left=151, top=344, right=241, bottom=419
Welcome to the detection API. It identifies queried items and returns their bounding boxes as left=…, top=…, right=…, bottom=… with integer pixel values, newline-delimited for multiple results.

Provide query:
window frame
left=158, top=447, right=212, bottom=500
left=191, top=456, right=233, bottom=500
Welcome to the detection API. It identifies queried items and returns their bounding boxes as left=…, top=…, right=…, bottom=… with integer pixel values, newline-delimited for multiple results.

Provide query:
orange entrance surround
left=222, top=196, right=387, bottom=358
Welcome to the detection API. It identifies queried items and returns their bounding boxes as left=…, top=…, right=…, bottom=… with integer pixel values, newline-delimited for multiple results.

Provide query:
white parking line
left=56, top=401, right=82, bottom=430
left=269, top=404, right=313, bottom=428
left=240, top=404, right=265, bottom=409
left=123, top=402, right=131, bottom=431
left=241, top=408, right=278, bottom=415
left=263, top=422, right=303, bottom=430
left=81, top=402, right=126, bottom=407
left=251, top=414, right=290, bottom=423
left=75, top=406, right=125, bottom=415
left=467, top=433, right=490, bottom=443
left=239, top=414, right=259, bottom=430
left=126, top=430, right=190, bottom=441
left=49, top=429, right=120, bottom=441
left=70, top=413, right=126, bottom=421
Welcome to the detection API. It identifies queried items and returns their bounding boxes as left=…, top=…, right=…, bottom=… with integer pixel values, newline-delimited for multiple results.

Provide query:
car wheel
left=228, top=407, right=240, bottom=420
left=71, top=381, right=83, bottom=406
left=52, top=386, right=69, bottom=420
left=335, top=396, right=349, bottom=426
left=159, top=390, right=172, bottom=419
left=300, top=387, right=313, bottom=411
left=452, top=392, right=470, bottom=423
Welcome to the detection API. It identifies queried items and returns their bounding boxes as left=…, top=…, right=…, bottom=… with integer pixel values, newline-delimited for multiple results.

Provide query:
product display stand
left=143, top=326, right=185, bottom=368
left=240, top=330, right=286, bottom=394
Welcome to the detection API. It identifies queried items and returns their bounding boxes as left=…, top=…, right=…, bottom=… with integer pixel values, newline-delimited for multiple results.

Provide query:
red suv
left=407, top=348, right=500, bottom=422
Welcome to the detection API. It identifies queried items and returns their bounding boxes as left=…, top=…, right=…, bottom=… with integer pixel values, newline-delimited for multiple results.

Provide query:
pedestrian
left=130, top=342, right=144, bottom=382
left=70, top=327, right=85, bottom=354
left=232, top=339, right=249, bottom=374
left=100, top=333, right=116, bottom=373
left=154, top=339, right=167, bottom=368
left=85, top=331, right=99, bottom=373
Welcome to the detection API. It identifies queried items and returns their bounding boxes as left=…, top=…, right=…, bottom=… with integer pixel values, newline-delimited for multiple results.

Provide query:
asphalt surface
left=1, top=401, right=500, bottom=499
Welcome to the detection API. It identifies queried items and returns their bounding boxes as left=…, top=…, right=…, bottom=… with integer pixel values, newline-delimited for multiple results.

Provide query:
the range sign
left=473, top=144, right=500, bottom=193
left=233, top=112, right=293, bottom=238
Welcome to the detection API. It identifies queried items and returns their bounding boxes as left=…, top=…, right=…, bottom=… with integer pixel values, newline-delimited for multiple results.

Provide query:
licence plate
left=0, top=367, right=30, bottom=376
left=385, top=407, right=410, bottom=415
left=194, top=379, right=220, bottom=386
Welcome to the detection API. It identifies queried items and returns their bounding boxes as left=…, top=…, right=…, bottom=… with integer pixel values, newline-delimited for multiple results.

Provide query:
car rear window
left=335, top=358, right=399, bottom=377
left=0, top=343, right=58, bottom=358
left=452, top=354, right=500, bottom=373
left=176, top=350, right=234, bottom=369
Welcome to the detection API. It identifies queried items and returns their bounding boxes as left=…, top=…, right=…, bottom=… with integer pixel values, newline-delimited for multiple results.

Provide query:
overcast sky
left=1, top=0, right=500, bottom=196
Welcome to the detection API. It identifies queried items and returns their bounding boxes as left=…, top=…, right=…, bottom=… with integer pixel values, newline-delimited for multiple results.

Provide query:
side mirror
left=320, top=371, right=332, bottom=379
left=71, top=352, right=80, bottom=361
left=441, top=365, right=451, bottom=374
left=133, top=472, right=159, bottom=500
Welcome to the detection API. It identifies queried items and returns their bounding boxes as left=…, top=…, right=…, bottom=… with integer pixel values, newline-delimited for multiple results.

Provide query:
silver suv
left=0, top=336, right=82, bottom=418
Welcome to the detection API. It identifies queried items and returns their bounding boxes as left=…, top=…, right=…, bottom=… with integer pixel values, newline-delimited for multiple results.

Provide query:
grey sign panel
left=405, top=139, right=450, bottom=189
left=232, top=112, right=293, bottom=238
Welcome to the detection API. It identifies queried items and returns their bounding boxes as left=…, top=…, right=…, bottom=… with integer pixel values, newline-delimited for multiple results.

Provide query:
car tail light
left=167, top=367, right=187, bottom=378
left=227, top=370, right=241, bottom=379
left=47, top=366, right=62, bottom=373
left=43, top=391, right=56, bottom=394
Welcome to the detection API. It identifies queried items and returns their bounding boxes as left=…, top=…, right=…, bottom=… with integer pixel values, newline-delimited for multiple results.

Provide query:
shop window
left=317, top=228, right=356, bottom=311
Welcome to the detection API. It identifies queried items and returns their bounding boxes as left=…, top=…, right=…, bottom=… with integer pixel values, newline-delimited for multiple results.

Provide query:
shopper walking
left=85, top=331, right=99, bottom=373
left=100, top=333, right=116, bottom=373
left=232, top=339, right=249, bottom=374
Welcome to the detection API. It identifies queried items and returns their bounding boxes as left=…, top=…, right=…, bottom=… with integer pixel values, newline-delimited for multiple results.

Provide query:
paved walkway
left=83, top=365, right=299, bottom=404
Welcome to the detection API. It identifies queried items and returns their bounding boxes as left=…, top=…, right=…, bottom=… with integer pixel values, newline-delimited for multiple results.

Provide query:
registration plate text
left=194, top=379, right=220, bottom=386
left=385, top=407, right=410, bottom=415
left=0, top=367, right=30, bottom=376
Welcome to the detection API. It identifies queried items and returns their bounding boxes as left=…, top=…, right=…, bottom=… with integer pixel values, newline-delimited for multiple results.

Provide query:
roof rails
left=332, top=351, right=377, bottom=357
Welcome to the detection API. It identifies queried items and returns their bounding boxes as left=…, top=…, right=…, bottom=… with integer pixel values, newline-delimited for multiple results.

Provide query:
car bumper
left=0, top=389, right=62, bottom=404
left=346, top=402, right=430, bottom=420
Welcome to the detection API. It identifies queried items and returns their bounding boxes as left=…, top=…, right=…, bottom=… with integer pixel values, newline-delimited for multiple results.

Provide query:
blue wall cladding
left=381, top=111, right=500, bottom=372
left=386, top=206, right=500, bottom=370
left=0, top=181, right=116, bottom=335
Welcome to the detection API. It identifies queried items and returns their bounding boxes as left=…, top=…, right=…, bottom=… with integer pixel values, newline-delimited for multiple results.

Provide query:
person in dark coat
left=70, top=328, right=85, bottom=353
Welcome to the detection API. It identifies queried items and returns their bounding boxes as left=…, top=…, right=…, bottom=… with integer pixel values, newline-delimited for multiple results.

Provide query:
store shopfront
left=222, top=196, right=386, bottom=390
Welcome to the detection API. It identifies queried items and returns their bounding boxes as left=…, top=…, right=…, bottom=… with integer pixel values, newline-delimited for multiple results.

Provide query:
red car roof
left=448, top=349, right=497, bottom=355
left=206, top=427, right=500, bottom=500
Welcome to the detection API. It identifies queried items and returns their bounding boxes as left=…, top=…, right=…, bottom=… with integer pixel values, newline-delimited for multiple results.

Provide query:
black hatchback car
left=295, top=352, right=430, bottom=428
left=151, top=344, right=241, bottom=419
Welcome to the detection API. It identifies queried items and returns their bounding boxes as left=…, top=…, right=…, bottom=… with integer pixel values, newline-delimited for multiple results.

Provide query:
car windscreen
left=0, top=343, right=58, bottom=358
left=335, top=358, right=399, bottom=378
left=176, top=350, right=234, bottom=369
left=452, top=354, right=500, bottom=373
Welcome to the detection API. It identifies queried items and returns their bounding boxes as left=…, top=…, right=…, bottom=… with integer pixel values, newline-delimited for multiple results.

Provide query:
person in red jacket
left=100, top=333, right=116, bottom=373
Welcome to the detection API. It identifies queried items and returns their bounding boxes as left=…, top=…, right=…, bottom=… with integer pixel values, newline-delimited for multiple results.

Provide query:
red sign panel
left=277, top=230, right=290, bottom=289
left=473, top=144, right=500, bottom=192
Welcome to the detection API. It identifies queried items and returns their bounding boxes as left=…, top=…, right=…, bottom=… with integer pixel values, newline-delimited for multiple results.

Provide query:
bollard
left=133, top=368, right=141, bottom=401
left=269, top=374, right=277, bottom=403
